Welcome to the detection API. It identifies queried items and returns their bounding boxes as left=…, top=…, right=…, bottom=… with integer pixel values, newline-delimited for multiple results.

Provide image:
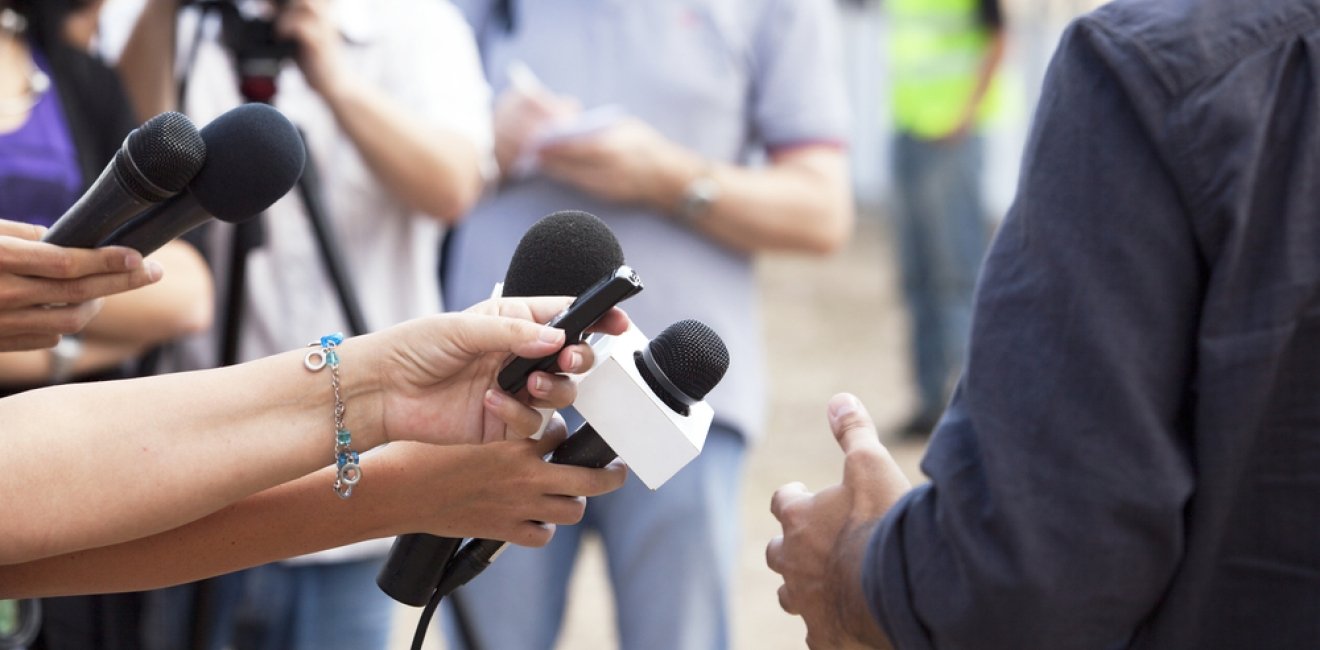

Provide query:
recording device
left=42, top=112, right=206, bottom=248
left=431, top=319, right=730, bottom=601
left=182, top=0, right=296, bottom=103
left=101, top=103, right=306, bottom=255
left=377, top=209, right=642, bottom=608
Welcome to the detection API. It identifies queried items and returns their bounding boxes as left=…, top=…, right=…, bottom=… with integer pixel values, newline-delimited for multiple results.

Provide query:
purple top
left=0, top=49, right=83, bottom=228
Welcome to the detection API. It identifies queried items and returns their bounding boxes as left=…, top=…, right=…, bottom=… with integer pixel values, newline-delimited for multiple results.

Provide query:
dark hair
left=6, top=0, right=96, bottom=48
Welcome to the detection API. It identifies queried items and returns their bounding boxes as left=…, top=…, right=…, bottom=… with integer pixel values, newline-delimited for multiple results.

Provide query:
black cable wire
left=409, top=587, right=444, bottom=650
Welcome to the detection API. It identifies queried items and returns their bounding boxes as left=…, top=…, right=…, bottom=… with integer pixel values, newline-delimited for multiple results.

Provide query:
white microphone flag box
left=574, top=326, right=714, bottom=490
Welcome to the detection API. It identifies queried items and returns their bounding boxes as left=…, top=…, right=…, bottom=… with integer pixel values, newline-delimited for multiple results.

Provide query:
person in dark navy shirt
left=769, top=0, right=1320, bottom=648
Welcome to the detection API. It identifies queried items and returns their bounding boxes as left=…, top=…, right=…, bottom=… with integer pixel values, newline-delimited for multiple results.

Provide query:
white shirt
left=172, top=0, right=492, bottom=563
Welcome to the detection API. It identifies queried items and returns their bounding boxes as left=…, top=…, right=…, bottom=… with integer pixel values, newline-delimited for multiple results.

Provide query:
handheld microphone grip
left=432, top=422, right=618, bottom=599
left=377, top=534, right=463, bottom=607
left=496, top=265, right=642, bottom=394
left=43, top=112, right=205, bottom=248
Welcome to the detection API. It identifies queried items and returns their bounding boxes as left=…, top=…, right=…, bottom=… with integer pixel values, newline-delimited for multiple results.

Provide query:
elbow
left=413, top=167, right=484, bottom=226
left=174, top=293, right=215, bottom=337
left=805, top=200, right=856, bottom=255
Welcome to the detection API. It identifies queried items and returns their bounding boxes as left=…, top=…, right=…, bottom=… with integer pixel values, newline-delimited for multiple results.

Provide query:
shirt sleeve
left=864, top=18, right=1202, bottom=650
left=750, top=0, right=850, bottom=151
left=389, top=1, right=493, bottom=160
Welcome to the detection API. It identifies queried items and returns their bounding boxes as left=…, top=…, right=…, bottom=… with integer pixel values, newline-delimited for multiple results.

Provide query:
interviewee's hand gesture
left=0, top=219, right=162, bottom=351
left=767, top=394, right=910, bottom=650
left=362, top=296, right=629, bottom=447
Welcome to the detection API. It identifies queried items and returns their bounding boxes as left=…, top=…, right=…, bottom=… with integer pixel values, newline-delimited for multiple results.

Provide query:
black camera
left=185, top=0, right=298, bottom=102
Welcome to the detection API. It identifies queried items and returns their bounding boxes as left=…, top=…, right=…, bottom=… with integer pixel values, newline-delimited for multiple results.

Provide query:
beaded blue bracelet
left=305, top=332, right=359, bottom=499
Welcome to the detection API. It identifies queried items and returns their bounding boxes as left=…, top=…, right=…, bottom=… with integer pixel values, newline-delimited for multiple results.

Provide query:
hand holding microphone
left=431, top=318, right=731, bottom=601
left=0, top=219, right=159, bottom=352
left=378, top=210, right=644, bottom=608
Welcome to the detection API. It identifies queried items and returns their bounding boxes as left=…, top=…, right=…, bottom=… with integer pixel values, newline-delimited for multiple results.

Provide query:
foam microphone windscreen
left=502, top=210, right=625, bottom=297
left=121, top=111, right=207, bottom=201
left=191, top=103, right=306, bottom=222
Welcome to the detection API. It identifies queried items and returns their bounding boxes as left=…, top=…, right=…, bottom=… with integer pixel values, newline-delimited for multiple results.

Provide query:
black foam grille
left=189, top=104, right=306, bottom=222
left=503, top=210, right=624, bottom=297
left=647, top=319, right=729, bottom=402
left=122, top=111, right=206, bottom=199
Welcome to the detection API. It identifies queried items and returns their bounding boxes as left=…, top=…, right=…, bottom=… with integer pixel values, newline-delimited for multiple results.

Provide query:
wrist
left=834, top=518, right=894, bottom=648
left=648, top=143, right=708, bottom=215
left=336, top=334, right=386, bottom=451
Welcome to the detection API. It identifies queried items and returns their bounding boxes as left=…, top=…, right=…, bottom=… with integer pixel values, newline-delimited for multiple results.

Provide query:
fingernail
left=123, top=253, right=141, bottom=270
left=145, top=260, right=163, bottom=281
left=539, top=326, right=564, bottom=344
left=533, top=374, right=546, bottom=393
left=485, top=389, right=504, bottom=408
left=830, top=394, right=859, bottom=420
left=569, top=351, right=583, bottom=372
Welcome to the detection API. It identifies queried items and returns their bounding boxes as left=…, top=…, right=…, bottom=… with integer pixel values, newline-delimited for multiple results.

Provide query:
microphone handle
left=432, top=424, right=617, bottom=599
left=376, top=534, right=463, bottom=607
left=43, top=162, right=156, bottom=248
left=99, top=195, right=209, bottom=256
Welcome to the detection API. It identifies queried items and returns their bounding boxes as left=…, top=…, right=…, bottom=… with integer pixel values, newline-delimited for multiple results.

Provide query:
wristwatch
left=678, top=175, right=721, bottom=222
left=47, top=335, right=83, bottom=384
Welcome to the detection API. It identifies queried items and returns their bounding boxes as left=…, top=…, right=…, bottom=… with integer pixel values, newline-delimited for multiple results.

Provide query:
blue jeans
left=440, top=423, right=747, bottom=650
left=891, top=131, right=990, bottom=417
left=141, top=558, right=393, bottom=650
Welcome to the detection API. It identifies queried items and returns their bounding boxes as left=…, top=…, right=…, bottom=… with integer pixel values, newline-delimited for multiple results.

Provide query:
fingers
left=770, top=481, right=810, bottom=521
left=0, top=237, right=145, bottom=279
left=446, top=313, right=567, bottom=359
left=534, top=414, right=569, bottom=451
left=509, top=521, right=557, bottom=548
left=778, top=584, right=799, bottom=616
left=483, top=389, right=546, bottom=439
left=828, top=393, right=883, bottom=456
left=525, top=369, right=578, bottom=408
left=766, top=534, right=785, bottom=575
left=0, top=220, right=45, bottom=241
left=0, top=333, right=61, bottom=352
left=0, top=301, right=103, bottom=339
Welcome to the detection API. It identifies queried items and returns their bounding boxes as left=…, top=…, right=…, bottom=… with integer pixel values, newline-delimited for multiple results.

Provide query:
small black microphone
left=431, top=319, right=730, bottom=599
left=377, top=209, right=635, bottom=608
left=100, top=104, right=306, bottom=256
left=42, top=112, right=206, bottom=248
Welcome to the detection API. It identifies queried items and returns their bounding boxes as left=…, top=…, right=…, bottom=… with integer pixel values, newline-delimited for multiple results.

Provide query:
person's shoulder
left=1082, top=0, right=1320, bottom=96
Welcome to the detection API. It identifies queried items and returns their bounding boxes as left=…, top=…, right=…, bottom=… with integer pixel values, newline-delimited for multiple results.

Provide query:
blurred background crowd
left=1, top=0, right=1105, bottom=648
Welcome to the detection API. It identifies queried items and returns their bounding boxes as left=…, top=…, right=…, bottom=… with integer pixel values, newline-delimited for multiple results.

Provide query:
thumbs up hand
left=766, top=393, right=912, bottom=650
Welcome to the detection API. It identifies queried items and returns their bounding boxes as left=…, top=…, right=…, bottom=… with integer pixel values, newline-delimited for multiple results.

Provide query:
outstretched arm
left=0, top=423, right=626, bottom=598
left=0, top=297, right=627, bottom=565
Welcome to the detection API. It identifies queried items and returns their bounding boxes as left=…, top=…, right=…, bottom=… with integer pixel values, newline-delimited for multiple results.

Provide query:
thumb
left=828, top=393, right=882, bottom=456
left=448, top=313, right=566, bottom=359
left=829, top=393, right=913, bottom=510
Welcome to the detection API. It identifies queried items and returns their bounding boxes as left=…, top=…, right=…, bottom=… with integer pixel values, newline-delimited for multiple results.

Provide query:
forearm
left=0, top=340, right=384, bottom=564
left=0, top=464, right=383, bottom=597
left=646, top=145, right=853, bottom=255
left=80, top=242, right=213, bottom=345
left=117, top=0, right=180, bottom=121
left=0, top=338, right=142, bottom=385
left=323, top=79, right=484, bottom=223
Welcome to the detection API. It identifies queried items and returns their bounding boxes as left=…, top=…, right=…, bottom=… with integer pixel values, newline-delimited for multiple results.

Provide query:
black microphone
left=42, top=112, right=206, bottom=248
left=432, top=319, right=730, bottom=599
left=376, top=209, right=635, bottom=608
left=100, top=104, right=306, bottom=256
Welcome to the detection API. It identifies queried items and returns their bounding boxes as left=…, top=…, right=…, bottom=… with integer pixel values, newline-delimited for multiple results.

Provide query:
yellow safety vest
left=888, top=0, right=1002, bottom=138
